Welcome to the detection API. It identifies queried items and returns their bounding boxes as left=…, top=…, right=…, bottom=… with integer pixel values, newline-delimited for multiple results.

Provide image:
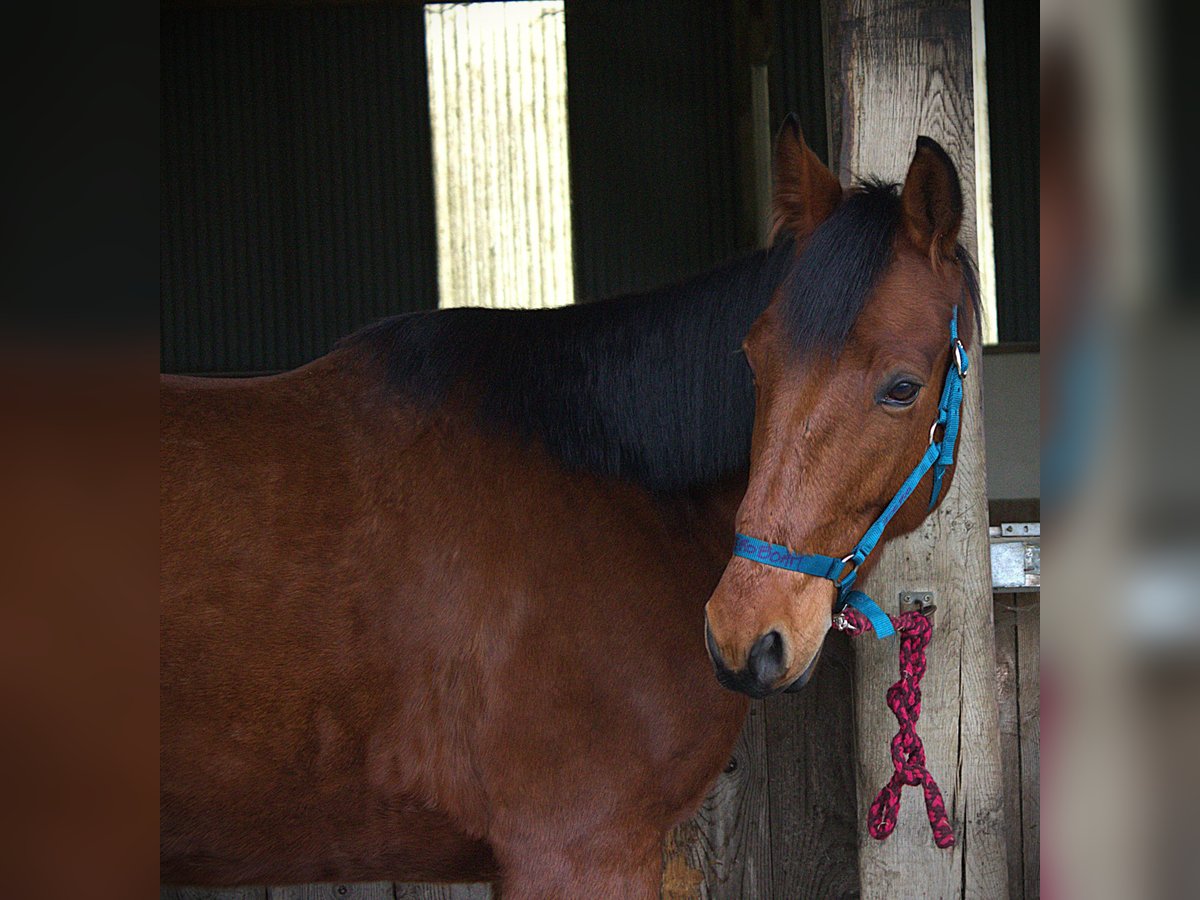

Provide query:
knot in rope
left=836, top=606, right=955, bottom=849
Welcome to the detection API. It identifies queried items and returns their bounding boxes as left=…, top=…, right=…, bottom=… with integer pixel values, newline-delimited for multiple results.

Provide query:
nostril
left=748, top=630, right=786, bottom=687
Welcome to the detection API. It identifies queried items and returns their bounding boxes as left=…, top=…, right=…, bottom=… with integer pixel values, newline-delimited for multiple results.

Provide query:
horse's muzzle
left=782, top=643, right=823, bottom=692
left=705, top=622, right=821, bottom=698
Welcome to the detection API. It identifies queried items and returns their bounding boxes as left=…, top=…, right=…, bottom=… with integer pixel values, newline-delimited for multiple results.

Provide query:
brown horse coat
left=161, top=353, right=748, bottom=893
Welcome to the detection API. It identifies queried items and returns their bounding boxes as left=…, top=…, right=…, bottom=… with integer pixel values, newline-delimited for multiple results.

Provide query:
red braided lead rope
left=835, top=606, right=955, bottom=849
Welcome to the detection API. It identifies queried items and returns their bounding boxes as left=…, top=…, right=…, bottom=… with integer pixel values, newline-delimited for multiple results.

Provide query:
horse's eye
left=881, top=380, right=922, bottom=407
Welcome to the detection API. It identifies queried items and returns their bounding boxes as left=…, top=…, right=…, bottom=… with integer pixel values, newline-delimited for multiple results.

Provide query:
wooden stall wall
left=661, top=638, right=860, bottom=899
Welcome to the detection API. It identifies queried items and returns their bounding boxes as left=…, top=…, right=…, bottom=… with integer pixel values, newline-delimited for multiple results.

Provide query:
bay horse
left=160, top=121, right=979, bottom=897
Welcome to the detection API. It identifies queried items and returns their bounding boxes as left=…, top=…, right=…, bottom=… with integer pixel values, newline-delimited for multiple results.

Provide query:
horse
left=160, top=119, right=979, bottom=897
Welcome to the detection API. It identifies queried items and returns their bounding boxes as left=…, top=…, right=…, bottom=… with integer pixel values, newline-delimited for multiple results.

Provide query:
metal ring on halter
left=836, top=553, right=861, bottom=587
left=953, top=340, right=967, bottom=377
left=832, top=612, right=858, bottom=633
left=929, top=420, right=943, bottom=446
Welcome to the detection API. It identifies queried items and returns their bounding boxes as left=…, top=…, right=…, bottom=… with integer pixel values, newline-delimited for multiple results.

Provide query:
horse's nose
left=747, top=630, right=786, bottom=689
left=705, top=621, right=788, bottom=698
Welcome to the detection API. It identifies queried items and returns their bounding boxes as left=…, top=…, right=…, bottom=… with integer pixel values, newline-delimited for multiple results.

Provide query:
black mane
left=780, top=179, right=902, bottom=352
left=344, top=241, right=793, bottom=490
left=342, top=179, right=978, bottom=491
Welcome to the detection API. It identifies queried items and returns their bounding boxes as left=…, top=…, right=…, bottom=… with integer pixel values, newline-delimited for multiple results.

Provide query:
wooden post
left=822, top=1, right=1009, bottom=896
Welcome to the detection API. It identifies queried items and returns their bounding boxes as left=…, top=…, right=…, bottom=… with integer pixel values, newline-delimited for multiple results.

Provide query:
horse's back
left=161, top=361, right=368, bottom=631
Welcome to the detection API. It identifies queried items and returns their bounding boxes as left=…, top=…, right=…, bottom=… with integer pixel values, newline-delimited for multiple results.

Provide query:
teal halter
left=731, top=308, right=968, bottom=639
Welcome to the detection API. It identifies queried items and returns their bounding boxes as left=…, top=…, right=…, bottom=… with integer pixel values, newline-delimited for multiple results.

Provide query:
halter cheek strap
left=731, top=307, right=969, bottom=639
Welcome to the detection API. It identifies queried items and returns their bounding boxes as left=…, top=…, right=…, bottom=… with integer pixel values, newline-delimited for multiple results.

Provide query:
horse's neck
left=659, top=475, right=748, bottom=564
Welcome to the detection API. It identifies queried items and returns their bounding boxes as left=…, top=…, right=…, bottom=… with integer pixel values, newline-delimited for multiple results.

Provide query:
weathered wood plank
left=268, top=883, right=394, bottom=899
left=662, top=702, right=771, bottom=899
left=994, top=596, right=1024, bottom=899
left=762, top=631, right=860, bottom=900
left=162, top=881, right=492, bottom=898
left=824, top=1, right=1009, bottom=896
left=1016, top=594, right=1040, bottom=900
left=393, top=883, right=492, bottom=899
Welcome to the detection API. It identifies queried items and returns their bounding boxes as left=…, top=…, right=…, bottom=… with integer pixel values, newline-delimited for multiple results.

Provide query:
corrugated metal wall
left=160, top=5, right=437, bottom=374
left=565, top=0, right=753, bottom=303
left=160, top=1, right=1036, bottom=369
left=984, top=0, right=1039, bottom=343
left=425, top=2, right=574, bottom=310
left=769, top=0, right=830, bottom=165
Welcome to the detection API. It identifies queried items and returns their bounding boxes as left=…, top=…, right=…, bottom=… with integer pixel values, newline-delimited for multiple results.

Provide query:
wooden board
left=823, top=0, right=1009, bottom=896
left=994, top=592, right=1041, bottom=900
left=269, top=884, right=395, bottom=899
left=1016, top=596, right=1040, bottom=900
left=164, top=884, right=494, bottom=899
left=394, top=884, right=492, bottom=899
left=994, top=596, right=1024, bottom=899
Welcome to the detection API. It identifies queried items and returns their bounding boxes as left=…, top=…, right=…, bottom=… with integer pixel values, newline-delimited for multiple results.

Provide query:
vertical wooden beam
left=994, top=597, right=1025, bottom=900
left=822, top=1, right=1008, bottom=896
left=994, top=589, right=1041, bottom=900
left=749, top=61, right=773, bottom=246
left=1015, top=597, right=1040, bottom=900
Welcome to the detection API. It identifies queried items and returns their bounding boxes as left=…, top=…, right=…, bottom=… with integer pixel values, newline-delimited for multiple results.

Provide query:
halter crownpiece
left=731, top=306, right=969, bottom=638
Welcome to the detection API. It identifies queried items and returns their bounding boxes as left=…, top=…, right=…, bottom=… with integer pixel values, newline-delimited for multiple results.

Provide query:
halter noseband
left=731, top=307, right=969, bottom=639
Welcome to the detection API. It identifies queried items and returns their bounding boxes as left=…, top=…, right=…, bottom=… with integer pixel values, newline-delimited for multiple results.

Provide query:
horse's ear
left=900, top=136, right=963, bottom=263
left=771, top=113, right=841, bottom=242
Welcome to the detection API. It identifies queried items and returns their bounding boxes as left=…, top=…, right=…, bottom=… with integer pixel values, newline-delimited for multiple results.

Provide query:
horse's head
left=704, top=120, right=977, bottom=698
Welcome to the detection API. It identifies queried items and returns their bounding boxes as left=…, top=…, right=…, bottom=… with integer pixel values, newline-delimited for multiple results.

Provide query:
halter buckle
left=929, top=420, right=943, bottom=446
left=953, top=340, right=967, bottom=378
